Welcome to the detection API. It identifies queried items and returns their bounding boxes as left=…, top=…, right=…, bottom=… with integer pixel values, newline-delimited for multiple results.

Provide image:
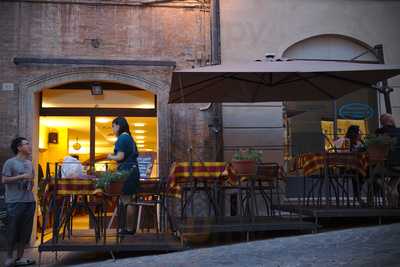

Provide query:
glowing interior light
left=135, top=136, right=145, bottom=140
left=133, top=123, right=146, bottom=127
left=134, top=130, right=146, bottom=134
left=136, top=140, right=145, bottom=144
left=96, top=117, right=112, bottom=123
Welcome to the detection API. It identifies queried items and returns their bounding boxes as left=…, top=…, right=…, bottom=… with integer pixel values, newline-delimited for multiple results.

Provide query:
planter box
left=104, top=180, right=125, bottom=195
left=231, top=160, right=257, bottom=176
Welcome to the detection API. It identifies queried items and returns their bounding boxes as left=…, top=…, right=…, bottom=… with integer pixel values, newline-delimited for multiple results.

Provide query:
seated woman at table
left=107, top=117, right=140, bottom=235
left=333, top=125, right=366, bottom=203
left=333, top=125, right=365, bottom=152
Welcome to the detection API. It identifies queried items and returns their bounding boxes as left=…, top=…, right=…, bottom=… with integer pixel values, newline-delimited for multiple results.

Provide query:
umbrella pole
left=188, top=146, right=195, bottom=216
left=333, top=100, right=338, bottom=140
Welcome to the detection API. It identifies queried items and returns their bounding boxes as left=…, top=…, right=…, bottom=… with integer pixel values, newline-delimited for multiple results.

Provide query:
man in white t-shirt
left=61, top=155, right=83, bottom=178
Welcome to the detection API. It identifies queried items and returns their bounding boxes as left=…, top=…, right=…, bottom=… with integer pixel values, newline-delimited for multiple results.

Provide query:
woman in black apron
left=107, top=117, right=140, bottom=234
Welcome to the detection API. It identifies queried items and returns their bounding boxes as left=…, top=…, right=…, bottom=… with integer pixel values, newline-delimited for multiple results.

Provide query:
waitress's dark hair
left=345, top=125, right=360, bottom=140
left=112, top=117, right=131, bottom=136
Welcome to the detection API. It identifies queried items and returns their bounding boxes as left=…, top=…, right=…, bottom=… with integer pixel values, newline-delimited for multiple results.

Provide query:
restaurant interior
left=37, top=84, right=158, bottom=236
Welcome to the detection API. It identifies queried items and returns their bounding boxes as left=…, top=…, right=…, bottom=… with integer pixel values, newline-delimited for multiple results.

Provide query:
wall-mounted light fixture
left=91, top=82, right=103, bottom=95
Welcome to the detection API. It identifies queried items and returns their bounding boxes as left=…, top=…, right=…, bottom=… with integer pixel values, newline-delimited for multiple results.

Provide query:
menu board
left=137, top=153, right=154, bottom=179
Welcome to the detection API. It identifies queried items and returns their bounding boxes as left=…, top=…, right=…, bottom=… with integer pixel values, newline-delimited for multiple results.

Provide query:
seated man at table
left=375, top=113, right=397, bottom=136
left=61, top=155, right=83, bottom=178
left=375, top=114, right=400, bottom=205
left=375, top=114, right=400, bottom=169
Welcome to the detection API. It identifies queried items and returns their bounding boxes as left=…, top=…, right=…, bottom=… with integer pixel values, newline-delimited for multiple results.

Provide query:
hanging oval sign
left=338, top=103, right=375, bottom=120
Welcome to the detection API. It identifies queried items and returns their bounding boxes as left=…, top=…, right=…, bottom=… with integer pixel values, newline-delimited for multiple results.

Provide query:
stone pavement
left=2, top=223, right=400, bottom=267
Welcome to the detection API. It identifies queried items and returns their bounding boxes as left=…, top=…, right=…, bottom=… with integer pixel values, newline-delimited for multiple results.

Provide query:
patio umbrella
left=169, top=60, right=400, bottom=103
left=169, top=60, right=400, bottom=138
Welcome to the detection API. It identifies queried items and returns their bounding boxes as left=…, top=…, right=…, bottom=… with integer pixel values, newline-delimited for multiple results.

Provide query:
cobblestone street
left=75, top=223, right=400, bottom=267
left=2, top=223, right=399, bottom=267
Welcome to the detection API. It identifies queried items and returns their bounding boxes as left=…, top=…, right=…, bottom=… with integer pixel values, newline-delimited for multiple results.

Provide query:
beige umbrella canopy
left=169, top=60, right=400, bottom=103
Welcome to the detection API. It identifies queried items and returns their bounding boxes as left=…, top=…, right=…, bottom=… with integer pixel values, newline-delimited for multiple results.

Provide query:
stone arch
left=280, top=33, right=378, bottom=62
left=19, top=66, right=172, bottom=176
left=280, top=34, right=380, bottom=155
left=21, top=66, right=165, bottom=95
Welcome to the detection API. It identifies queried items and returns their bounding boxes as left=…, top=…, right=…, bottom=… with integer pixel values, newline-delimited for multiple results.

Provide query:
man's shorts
left=6, top=202, right=36, bottom=248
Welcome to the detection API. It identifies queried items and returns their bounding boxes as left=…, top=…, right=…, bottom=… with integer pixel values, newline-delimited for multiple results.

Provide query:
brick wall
left=0, top=1, right=216, bottom=177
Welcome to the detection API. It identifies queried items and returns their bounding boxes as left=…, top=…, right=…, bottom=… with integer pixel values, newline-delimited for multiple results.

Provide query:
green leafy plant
left=95, top=170, right=131, bottom=190
left=364, top=134, right=396, bottom=149
left=232, top=148, right=263, bottom=163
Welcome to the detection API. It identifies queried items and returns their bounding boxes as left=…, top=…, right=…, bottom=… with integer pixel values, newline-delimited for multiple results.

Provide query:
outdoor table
left=43, top=177, right=101, bottom=243
left=167, top=162, right=232, bottom=219
left=226, top=163, right=286, bottom=220
left=293, top=152, right=368, bottom=206
left=295, top=152, right=368, bottom=177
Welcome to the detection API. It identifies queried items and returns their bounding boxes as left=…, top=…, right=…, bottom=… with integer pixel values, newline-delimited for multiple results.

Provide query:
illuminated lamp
left=91, top=82, right=103, bottom=95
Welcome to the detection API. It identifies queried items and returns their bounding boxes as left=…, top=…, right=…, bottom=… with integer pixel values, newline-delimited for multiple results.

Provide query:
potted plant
left=96, top=170, right=131, bottom=195
left=364, top=134, right=395, bottom=162
left=231, top=148, right=263, bottom=175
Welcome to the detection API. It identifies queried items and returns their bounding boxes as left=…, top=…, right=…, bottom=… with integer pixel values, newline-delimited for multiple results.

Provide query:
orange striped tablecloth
left=295, top=152, right=368, bottom=177
left=47, top=177, right=98, bottom=196
left=167, top=162, right=233, bottom=195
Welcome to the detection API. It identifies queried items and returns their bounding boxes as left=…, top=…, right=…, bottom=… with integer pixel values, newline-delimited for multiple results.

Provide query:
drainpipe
left=210, top=0, right=223, bottom=161
left=375, top=44, right=392, bottom=114
left=211, top=0, right=221, bottom=65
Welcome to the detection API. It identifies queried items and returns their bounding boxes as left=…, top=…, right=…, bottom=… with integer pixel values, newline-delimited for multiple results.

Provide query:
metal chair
left=238, top=163, right=284, bottom=218
left=324, top=152, right=361, bottom=207
left=118, top=178, right=173, bottom=240
left=254, top=163, right=284, bottom=216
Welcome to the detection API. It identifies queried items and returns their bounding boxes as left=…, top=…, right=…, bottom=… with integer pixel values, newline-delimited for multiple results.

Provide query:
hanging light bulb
left=72, top=137, right=81, bottom=150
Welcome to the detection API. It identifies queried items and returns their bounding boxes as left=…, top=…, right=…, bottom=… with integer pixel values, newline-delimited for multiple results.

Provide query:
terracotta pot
left=231, top=160, right=257, bottom=175
left=367, top=143, right=390, bottom=162
left=105, top=180, right=125, bottom=195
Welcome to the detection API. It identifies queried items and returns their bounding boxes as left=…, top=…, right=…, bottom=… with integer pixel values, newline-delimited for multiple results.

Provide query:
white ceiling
left=40, top=116, right=157, bottom=153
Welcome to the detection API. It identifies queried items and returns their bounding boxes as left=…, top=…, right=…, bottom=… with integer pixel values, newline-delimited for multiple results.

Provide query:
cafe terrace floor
left=38, top=216, right=319, bottom=254
left=38, top=206, right=400, bottom=256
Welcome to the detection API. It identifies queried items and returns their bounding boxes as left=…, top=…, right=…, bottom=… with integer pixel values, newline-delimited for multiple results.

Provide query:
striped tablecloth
left=295, top=152, right=368, bottom=177
left=47, top=177, right=98, bottom=196
left=167, top=162, right=232, bottom=195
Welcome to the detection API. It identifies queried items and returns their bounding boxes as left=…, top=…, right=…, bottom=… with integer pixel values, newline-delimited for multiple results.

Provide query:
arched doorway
left=281, top=34, right=380, bottom=155
left=19, top=66, right=171, bottom=177
left=19, top=66, right=171, bottom=240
